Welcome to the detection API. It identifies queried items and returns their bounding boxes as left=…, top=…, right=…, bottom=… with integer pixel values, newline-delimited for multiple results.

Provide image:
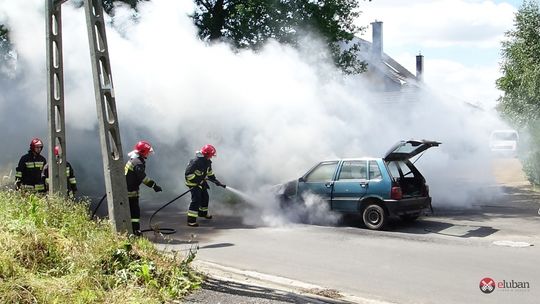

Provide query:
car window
left=399, top=162, right=415, bottom=177
left=369, top=161, right=382, bottom=180
left=491, top=131, right=518, bottom=141
left=338, top=161, right=367, bottom=180
left=387, top=161, right=414, bottom=178
left=305, top=162, right=338, bottom=182
left=387, top=161, right=401, bottom=179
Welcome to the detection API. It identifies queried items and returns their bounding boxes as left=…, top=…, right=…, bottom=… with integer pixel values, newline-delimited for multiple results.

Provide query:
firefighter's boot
left=187, top=215, right=199, bottom=227
left=199, top=207, right=212, bottom=219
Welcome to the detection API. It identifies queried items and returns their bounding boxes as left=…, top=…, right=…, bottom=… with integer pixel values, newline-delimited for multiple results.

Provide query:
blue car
left=278, top=140, right=441, bottom=230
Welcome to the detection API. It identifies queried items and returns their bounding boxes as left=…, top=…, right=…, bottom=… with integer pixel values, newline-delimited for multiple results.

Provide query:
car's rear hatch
left=383, top=139, right=441, bottom=161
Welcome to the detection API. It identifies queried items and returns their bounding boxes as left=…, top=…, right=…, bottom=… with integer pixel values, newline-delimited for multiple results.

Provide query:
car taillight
left=391, top=186, right=402, bottom=200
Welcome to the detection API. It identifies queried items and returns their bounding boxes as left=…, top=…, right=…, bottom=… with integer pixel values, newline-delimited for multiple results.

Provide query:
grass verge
left=0, top=190, right=201, bottom=303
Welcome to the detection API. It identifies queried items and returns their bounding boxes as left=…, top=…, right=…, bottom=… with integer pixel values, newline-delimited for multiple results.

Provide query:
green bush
left=0, top=191, right=201, bottom=303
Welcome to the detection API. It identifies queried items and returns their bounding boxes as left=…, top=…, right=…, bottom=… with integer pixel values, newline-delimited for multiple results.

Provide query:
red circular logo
left=479, top=277, right=496, bottom=294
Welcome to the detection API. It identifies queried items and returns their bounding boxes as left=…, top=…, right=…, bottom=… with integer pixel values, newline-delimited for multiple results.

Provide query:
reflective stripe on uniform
left=69, top=178, right=76, bottom=184
left=131, top=218, right=140, bottom=223
left=25, top=162, right=35, bottom=168
left=35, top=162, right=44, bottom=169
left=186, top=173, right=196, bottom=181
left=124, top=161, right=134, bottom=175
left=128, top=191, right=139, bottom=198
left=199, top=207, right=208, bottom=212
left=34, top=184, right=45, bottom=191
left=142, top=177, right=154, bottom=187
left=23, top=185, right=35, bottom=189
left=194, top=170, right=203, bottom=176
left=187, top=210, right=198, bottom=217
left=15, top=171, right=22, bottom=178
left=207, top=168, right=214, bottom=176
left=185, top=181, right=198, bottom=187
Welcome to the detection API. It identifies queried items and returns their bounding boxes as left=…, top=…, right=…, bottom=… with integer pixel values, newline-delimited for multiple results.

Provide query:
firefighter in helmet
left=185, top=144, right=226, bottom=227
left=42, top=146, right=77, bottom=196
left=125, top=141, right=162, bottom=235
left=15, top=138, right=47, bottom=193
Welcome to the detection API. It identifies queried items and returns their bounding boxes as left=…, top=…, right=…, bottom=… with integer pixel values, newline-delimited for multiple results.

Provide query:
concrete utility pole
left=46, top=0, right=67, bottom=196
left=46, top=0, right=132, bottom=234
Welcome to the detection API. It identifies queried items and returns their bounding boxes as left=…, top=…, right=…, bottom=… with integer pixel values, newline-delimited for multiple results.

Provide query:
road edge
left=193, top=260, right=395, bottom=304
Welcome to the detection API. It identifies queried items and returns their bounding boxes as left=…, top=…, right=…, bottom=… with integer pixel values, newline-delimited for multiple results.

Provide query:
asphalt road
left=148, top=158, right=539, bottom=303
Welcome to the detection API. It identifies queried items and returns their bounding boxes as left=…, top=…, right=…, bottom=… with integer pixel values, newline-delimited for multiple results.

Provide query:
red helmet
left=134, top=140, right=153, bottom=158
left=30, top=138, right=43, bottom=149
left=201, top=144, right=216, bottom=158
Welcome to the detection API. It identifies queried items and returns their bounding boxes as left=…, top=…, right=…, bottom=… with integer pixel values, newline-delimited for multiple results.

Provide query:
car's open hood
left=383, top=139, right=441, bottom=161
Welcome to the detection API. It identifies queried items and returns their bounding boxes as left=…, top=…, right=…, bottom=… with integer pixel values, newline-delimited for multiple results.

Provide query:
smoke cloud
left=0, top=0, right=511, bottom=226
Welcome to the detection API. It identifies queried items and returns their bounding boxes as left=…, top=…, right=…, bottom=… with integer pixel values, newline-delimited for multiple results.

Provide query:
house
left=347, top=21, right=425, bottom=102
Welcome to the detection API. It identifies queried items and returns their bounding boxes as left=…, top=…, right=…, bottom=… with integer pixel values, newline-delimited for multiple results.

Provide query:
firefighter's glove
left=153, top=184, right=162, bottom=192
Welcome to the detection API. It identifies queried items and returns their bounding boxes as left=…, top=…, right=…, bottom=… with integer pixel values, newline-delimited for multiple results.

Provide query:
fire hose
left=91, top=189, right=190, bottom=235
left=90, top=180, right=226, bottom=235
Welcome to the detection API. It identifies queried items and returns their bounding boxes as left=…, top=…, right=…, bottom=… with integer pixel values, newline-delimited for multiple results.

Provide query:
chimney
left=371, top=21, right=383, bottom=59
left=416, top=53, right=424, bottom=82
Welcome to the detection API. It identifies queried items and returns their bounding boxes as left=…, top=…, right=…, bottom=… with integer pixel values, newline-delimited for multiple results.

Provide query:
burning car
left=276, top=140, right=441, bottom=230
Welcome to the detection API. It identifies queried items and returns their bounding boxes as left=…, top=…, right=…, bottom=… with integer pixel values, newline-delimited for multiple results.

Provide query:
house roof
left=345, top=37, right=420, bottom=88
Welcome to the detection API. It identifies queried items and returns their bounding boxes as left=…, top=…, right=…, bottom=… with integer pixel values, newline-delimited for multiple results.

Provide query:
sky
left=0, top=0, right=518, bottom=226
left=357, top=0, right=521, bottom=108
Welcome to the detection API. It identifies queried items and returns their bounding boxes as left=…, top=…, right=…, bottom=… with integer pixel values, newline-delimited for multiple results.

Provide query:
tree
left=192, top=0, right=370, bottom=74
left=0, top=24, right=13, bottom=63
left=102, top=0, right=147, bottom=14
left=496, top=0, right=540, bottom=184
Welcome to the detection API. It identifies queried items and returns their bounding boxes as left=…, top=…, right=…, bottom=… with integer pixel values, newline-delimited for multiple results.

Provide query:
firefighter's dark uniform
left=185, top=152, right=220, bottom=225
left=15, top=151, right=47, bottom=193
left=125, top=156, right=158, bottom=235
left=42, top=162, right=77, bottom=195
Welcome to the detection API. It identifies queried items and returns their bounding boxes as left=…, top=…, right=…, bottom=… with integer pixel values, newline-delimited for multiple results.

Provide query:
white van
left=489, top=130, right=519, bottom=156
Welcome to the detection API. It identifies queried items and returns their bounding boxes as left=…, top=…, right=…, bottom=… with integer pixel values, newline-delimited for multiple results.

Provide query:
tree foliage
left=191, top=0, right=370, bottom=74
left=496, top=0, right=540, bottom=126
left=102, top=0, right=147, bottom=14
left=497, top=1, right=540, bottom=184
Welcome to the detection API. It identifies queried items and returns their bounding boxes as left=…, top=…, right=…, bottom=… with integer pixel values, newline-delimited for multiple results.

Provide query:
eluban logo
left=479, top=277, right=496, bottom=294
left=479, top=277, right=531, bottom=294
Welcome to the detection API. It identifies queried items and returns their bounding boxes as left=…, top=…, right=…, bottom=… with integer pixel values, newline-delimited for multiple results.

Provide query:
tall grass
left=0, top=190, right=201, bottom=303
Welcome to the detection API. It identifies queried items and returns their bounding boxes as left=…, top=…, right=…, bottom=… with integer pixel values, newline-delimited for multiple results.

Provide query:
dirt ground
left=491, top=157, right=530, bottom=186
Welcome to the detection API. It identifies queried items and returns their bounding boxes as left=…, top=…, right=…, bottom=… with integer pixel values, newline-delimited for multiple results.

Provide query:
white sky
left=356, top=0, right=521, bottom=109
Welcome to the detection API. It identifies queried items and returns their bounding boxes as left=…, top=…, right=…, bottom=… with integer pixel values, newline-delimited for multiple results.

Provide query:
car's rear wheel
left=362, top=204, right=386, bottom=230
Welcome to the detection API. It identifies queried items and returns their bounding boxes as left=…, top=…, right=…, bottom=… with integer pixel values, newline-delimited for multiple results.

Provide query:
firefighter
left=42, top=146, right=77, bottom=196
left=185, top=144, right=226, bottom=227
left=125, top=140, right=162, bottom=235
left=15, top=138, right=47, bottom=193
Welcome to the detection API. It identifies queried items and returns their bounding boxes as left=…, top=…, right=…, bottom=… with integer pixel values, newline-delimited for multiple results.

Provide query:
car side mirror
left=298, top=177, right=305, bottom=182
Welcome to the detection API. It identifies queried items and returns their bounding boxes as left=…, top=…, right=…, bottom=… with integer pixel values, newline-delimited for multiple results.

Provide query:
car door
left=331, top=160, right=368, bottom=212
left=365, top=160, right=391, bottom=199
left=297, top=161, right=339, bottom=205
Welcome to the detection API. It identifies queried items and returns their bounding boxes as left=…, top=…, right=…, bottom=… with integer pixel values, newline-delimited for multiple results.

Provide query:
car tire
left=399, top=214, right=420, bottom=222
left=362, top=204, right=386, bottom=230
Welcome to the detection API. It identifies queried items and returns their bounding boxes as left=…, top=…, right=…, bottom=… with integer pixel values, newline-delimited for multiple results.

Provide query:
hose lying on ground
left=91, top=189, right=191, bottom=235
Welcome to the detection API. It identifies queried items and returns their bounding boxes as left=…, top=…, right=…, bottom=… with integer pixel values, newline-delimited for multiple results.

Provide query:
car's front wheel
left=362, top=204, right=387, bottom=230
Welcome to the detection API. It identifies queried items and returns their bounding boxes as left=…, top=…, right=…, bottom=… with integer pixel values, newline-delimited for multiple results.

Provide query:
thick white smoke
left=0, top=0, right=511, bottom=226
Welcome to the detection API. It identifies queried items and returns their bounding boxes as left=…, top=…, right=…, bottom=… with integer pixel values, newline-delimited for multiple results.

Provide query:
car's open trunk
left=385, top=160, right=427, bottom=198
left=397, top=176, right=425, bottom=197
